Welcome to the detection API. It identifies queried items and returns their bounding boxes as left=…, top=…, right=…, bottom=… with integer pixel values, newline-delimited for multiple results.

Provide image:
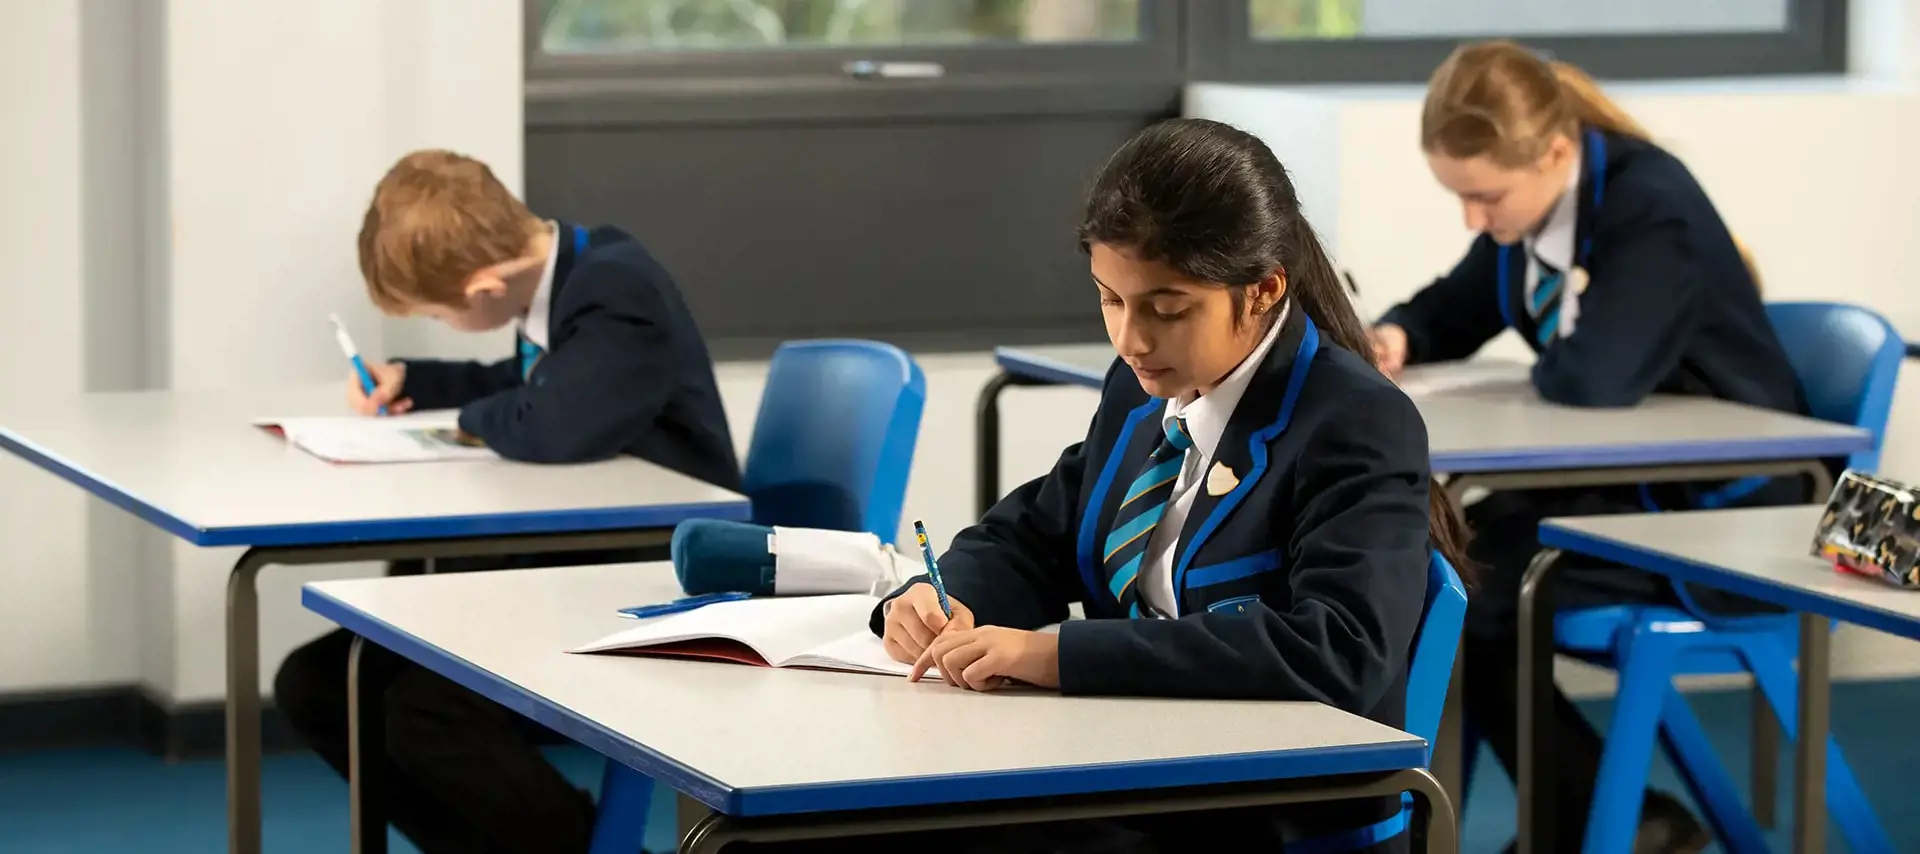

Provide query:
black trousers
left=275, top=551, right=641, bottom=854
left=1458, top=486, right=1780, bottom=851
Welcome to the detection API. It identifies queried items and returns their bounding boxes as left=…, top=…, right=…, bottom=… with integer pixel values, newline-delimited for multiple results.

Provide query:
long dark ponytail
left=1075, top=117, right=1474, bottom=581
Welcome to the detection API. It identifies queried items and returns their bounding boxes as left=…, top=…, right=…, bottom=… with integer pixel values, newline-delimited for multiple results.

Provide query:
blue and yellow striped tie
left=1530, top=252, right=1563, bottom=347
left=1104, top=417, right=1194, bottom=618
left=518, top=332, right=545, bottom=382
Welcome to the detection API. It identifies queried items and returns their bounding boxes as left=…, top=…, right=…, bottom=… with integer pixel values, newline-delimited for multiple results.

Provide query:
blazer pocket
left=1207, top=595, right=1262, bottom=615
left=1185, top=549, right=1282, bottom=589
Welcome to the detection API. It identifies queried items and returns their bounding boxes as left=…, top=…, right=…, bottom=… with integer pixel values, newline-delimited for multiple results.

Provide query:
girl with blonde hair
left=1371, top=40, right=1815, bottom=854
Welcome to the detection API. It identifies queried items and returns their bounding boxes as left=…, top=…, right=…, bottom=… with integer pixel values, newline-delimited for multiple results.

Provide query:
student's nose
left=1111, top=312, right=1152, bottom=358
left=1461, top=201, right=1490, bottom=234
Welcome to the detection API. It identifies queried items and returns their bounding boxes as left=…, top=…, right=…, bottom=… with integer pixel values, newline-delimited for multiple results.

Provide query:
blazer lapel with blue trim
left=1170, top=306, right=1309, bottom=609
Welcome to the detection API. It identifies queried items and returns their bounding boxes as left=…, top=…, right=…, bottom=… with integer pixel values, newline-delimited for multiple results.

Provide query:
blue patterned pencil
left=911, top=519, right=952, bottom=618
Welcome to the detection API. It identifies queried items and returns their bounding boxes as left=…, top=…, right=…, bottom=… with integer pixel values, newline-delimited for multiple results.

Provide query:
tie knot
left=1162, top=416, right=1193, bottom=453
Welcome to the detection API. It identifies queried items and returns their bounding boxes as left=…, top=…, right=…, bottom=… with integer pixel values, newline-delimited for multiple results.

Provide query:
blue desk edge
left=1537, top=520, right=1920, bottom=644
left=0, top=429, right=750, bottom=548
left=995, top=347, right=1108, bottom=389
left=987, top=348, right=1870, bottom=473
left=304, top=585, right=1428, bottom=818
left=1434, top=431, right=1871, bottom=474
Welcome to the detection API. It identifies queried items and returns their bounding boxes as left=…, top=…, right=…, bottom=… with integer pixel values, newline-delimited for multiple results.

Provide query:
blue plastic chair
left=1411, top=551, right=1471, bottom=762
left=588, top=339, right=928, bottom=853
left=1325, top=549, right=1467, bottom=850
left=1554, top=302, right=1902, bottom=853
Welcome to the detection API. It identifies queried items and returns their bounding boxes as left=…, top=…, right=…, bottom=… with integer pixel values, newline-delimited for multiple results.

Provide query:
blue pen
left=911, top=519, right=952, bottom=618
left=331, top=314, right=385, bottom=416
left=619, top=590, right=752, bottom=620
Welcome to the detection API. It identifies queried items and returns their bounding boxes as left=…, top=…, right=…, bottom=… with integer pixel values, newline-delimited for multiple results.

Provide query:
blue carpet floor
left=4, top=681, right=1917, bottom=853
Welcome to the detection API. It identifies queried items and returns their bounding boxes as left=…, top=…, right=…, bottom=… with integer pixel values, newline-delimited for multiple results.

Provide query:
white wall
left=3, top=1, right=1919, bottom=707
left=0, top=0, right=524, bottom=703
left=160, top=0, right=524, bottom=703
left=0, top=1, right=111, bottom=694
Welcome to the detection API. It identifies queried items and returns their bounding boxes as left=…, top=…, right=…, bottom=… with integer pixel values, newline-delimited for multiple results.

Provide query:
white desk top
left=1540, top=506, right=1920, bottom=642
left=0, top=384, right=749, bottom=547
left=993, top=347, right=1869, bottom=474
left=304, top=564, right=1426, bottom=817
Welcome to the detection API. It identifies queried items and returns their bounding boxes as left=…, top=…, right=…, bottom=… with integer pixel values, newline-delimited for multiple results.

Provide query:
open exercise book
left=255, top=410, right=498, bottom=464
left=570, top=593, right=929, bottom=678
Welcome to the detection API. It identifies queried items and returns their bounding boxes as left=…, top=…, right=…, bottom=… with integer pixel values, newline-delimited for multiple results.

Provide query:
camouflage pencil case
left=1812, top=470, right=1920, bottom=590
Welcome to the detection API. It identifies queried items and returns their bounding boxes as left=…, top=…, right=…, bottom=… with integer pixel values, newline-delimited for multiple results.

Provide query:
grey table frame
left=308, top=564, right=1460, bottom=854
left=1520, top=507, right=1920, bottom=854
left=1429, top=464, right=1836, bottom=825
left=230, top=529, right=672, bottom=853
left=0, top=383, right=753, bottom=854
left=344, top=635, right=1459, bottom=854
left=1515, top=549, right=1832, bottom=854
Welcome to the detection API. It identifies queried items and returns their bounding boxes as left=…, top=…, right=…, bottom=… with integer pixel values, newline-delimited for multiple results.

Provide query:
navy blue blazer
left=1382, top=128, right=1802, bottom=413
left=1380, top=127, right=1811, bottom=507
left=877, top=307, right=1431, bottom=851
left=399, top=221, right=742, bottom=492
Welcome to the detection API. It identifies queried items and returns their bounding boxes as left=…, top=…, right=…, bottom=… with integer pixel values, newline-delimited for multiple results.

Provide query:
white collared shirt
left=1524, top=148, right=1582, bottom=338
left=520, top=220, right=563, bottom=350
left=1136, top=303, right=1289, bottom=617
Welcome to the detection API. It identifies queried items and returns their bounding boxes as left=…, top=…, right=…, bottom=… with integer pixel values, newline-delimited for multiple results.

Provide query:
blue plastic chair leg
left=1742, top=639, right=1895, bottom=854
left=1584, top=626, right=1684, bottom=854
left=589, top=763, right=654, bottom=854
left=1657, top=688, right=1771, bottom=854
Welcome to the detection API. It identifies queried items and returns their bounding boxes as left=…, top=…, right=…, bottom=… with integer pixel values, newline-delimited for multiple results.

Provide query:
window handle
left=843, top=60, right=946, bottom=80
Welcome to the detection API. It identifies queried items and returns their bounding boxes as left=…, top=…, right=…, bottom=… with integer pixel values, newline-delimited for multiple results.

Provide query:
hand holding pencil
left=879, top=520, right=974, bottom=665
left=887, top=520, right=1061, bottom=692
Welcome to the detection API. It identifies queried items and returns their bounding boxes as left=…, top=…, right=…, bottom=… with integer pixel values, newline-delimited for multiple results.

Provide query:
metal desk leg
left=1753, top=688, right=1780, bottom=828
left=226, top=550, right=272, bottom=854
left=349, top=635, right=398, bottom=854
left=1793, top=614, right=1831, bottom=854
left=223, top=528, right=674, bottom=854
left=1431, top=659, right=1466, bottom=814
left=1515, top=548, right=1562, bottom=854
left=975, top=370, right=1017, bottom=519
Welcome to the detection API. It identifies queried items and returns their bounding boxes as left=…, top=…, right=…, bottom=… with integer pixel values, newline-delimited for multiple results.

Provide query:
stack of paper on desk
left=1393, top=359, right=1530, bottom=399
left=257, top=410, right=498, bottom=464
left=571, top=593, right=923, bottom=677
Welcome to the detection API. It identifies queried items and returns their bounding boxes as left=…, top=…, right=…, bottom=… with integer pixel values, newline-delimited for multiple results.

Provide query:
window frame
left=523, top=0, right=1184, bottom=85
left=1183, top=0, right=1849, bottom=83
left=522, top=0, right=1851, bottom=126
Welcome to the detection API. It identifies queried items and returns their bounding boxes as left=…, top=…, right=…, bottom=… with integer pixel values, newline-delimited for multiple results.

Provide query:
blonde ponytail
left=1425, top=40, right=1765, bottom=294
left=1547, top=61, right=1650, bottom=141
left=1423, top=40, right=1648, bottom=167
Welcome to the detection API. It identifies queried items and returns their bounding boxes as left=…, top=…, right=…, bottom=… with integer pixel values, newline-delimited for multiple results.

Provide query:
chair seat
left=1554, top=605, right=1800, bottom=655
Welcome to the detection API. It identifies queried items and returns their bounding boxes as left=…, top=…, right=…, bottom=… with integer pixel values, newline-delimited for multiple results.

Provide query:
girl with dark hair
left=815, top=116, right=1468, bottom=854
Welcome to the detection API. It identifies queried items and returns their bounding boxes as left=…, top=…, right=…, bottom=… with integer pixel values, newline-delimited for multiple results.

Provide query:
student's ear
left=1249, top=269, right=1286, bottom=316
left=463, top=272, right=509, bottom=302
left=1540, top=133, right=1577, bottom=173
left=467, top=255, right=544, bottom=299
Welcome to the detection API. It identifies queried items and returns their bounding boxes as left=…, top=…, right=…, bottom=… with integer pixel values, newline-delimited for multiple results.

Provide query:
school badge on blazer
left=1812, top=470, right=1920, bottom=590
left=1568, top=266, right=1590, bottom=296
left=1206, top=461, right=1239, bottom=497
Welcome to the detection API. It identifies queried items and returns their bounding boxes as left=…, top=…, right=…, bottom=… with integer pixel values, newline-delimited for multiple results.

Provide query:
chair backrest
left=1765, top=302, right=1904, bottom=472
left=742, top=339, right=927, bottom=544
left=1405, top=550, right=1469, bottom=760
